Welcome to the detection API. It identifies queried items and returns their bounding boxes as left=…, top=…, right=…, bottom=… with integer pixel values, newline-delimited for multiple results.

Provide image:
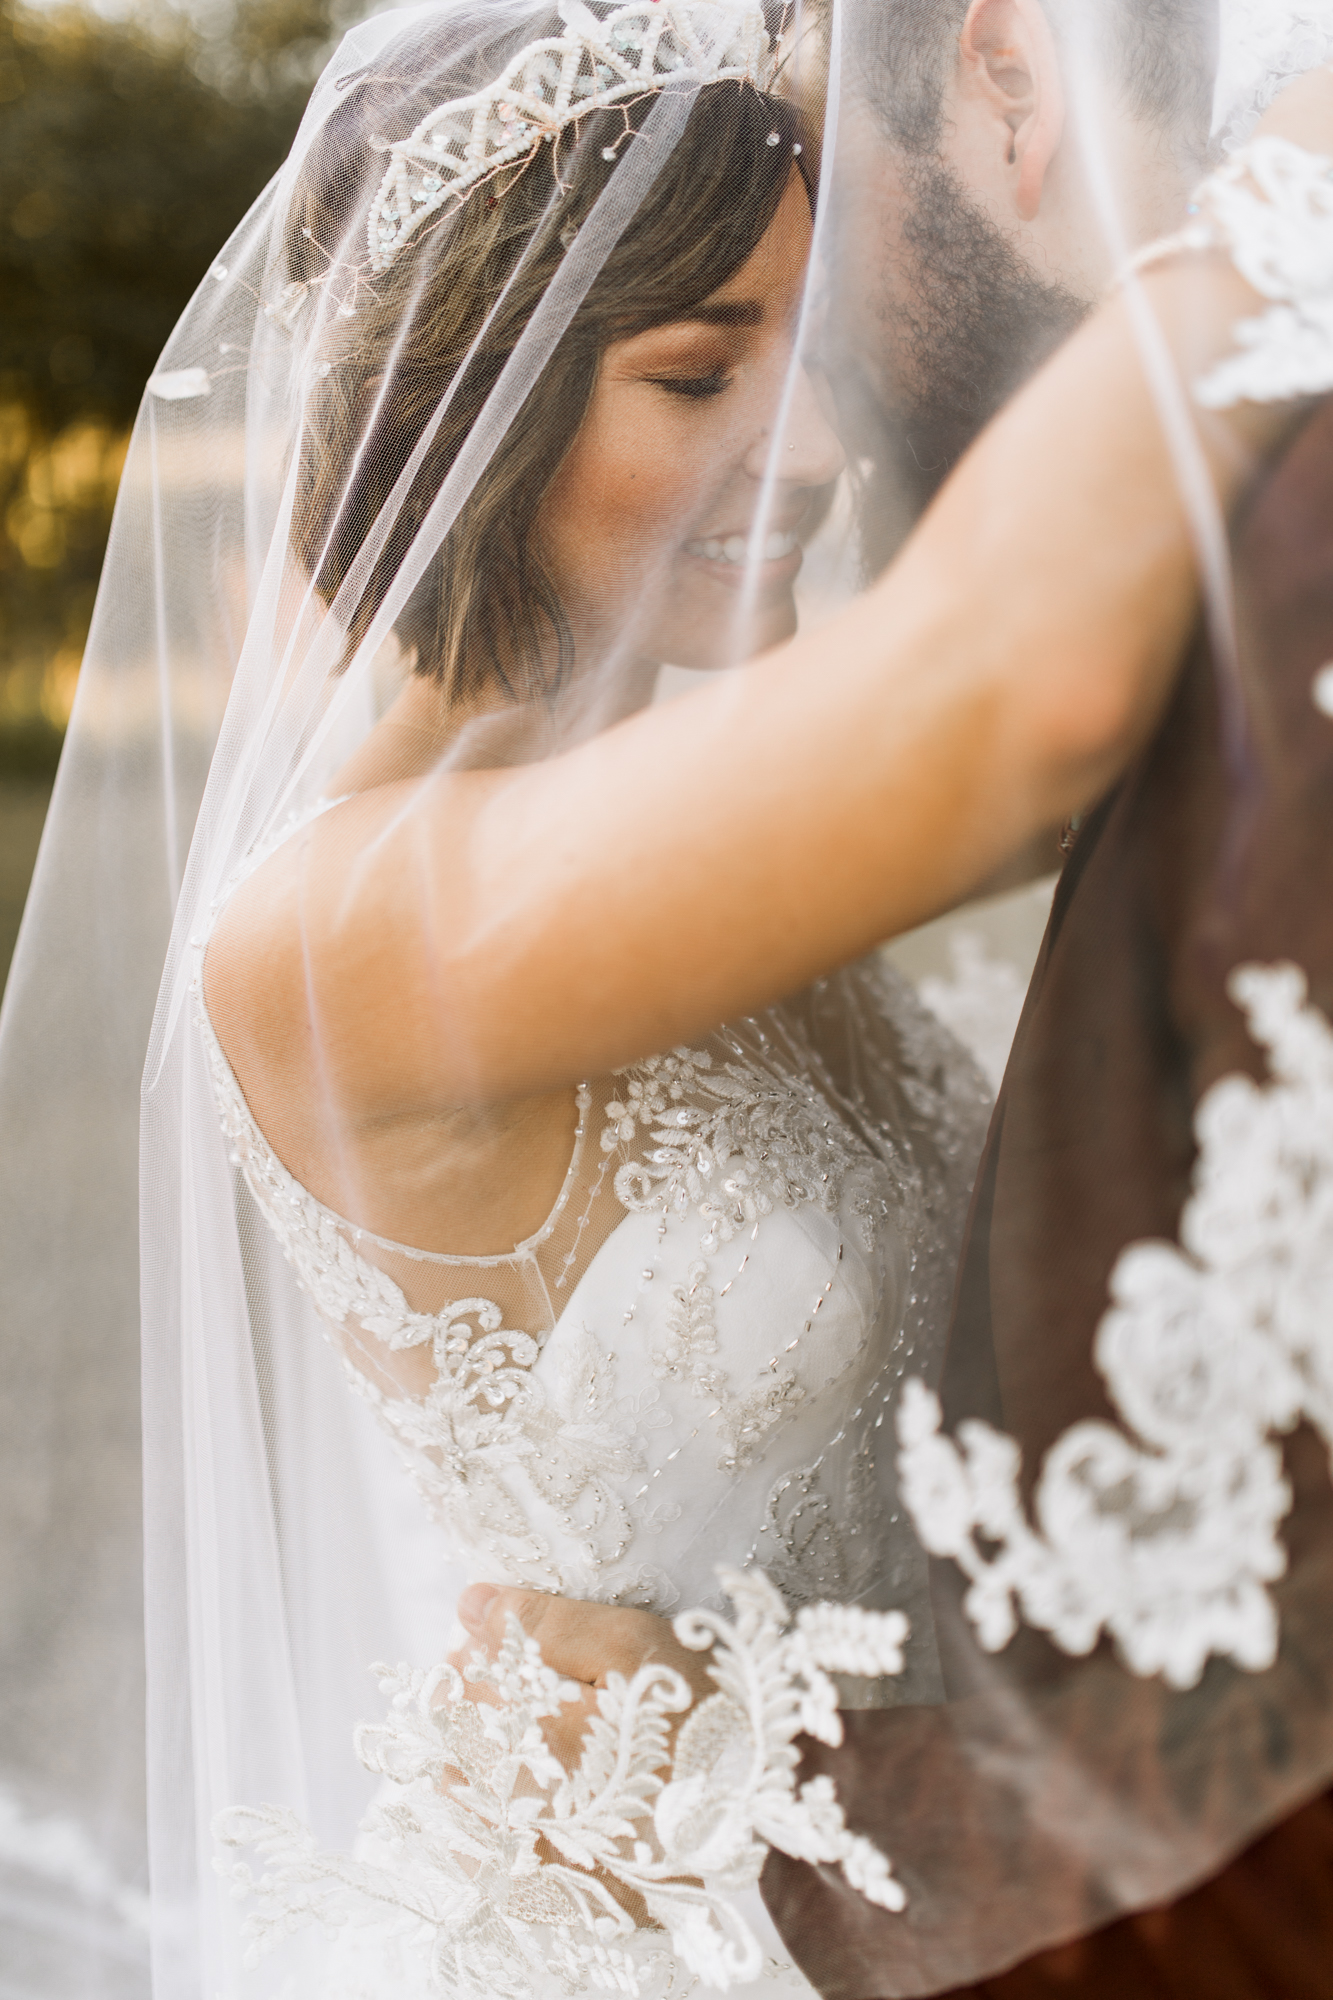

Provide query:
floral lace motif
left=215, top=1568, right=908, bottom=1999
left=347, top=1316, right=640, bottom=1591
left=198, top=1008, right=640, bottom=1593
left=898, top=962, right=1333, bottom=1692
left=1214, top=8, right=1333, bottom=151
left=198, top=990, right=899, bottom=1600
left=603, top=1045, right=878, bottom=1255
left=750, top=1445, right=890, bottom=1612
left=653, top=1262, right=805, bottom=1474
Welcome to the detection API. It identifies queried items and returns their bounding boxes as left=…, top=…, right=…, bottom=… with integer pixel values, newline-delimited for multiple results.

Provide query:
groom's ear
left=955, top=0, right=1065, bottom=223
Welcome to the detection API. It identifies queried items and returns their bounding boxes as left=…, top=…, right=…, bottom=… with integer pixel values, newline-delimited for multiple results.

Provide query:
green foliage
left=202, top=0, right=364, bottom=100
left=0, top=0, right=348, bottom=739
left=0, top=0, right=317, bottom=435
left=0, top=713, right=64, bottom=776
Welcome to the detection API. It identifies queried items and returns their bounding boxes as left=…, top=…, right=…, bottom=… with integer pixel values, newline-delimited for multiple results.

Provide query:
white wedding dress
left=196, top=808, right=991, bottom=1997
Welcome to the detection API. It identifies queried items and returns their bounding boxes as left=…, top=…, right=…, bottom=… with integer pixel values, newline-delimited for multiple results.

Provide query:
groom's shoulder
left=946, top=399, right=1333, bottom=1442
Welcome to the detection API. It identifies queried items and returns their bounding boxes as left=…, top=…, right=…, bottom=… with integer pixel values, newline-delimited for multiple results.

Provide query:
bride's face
left=539, top=174, right=845, bottom=673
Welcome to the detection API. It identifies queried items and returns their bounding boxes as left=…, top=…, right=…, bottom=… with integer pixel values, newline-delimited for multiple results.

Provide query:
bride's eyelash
left=649, top=369, right=733, bottom=401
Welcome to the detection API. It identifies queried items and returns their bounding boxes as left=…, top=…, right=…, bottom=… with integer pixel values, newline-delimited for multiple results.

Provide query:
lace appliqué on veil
left=1131, top=136, right=1333, bottom=409
left=604, top=1045, right=878, bottom=1255
left=898, top=962, right=1333, bottom=1692
left=215, top=1569, right=908, bottom=1999
left=1214, top=5, right=1333, bottom=151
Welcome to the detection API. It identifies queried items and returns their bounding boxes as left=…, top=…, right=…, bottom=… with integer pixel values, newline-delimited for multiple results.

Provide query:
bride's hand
left=444, top=1584, right=717, bottom=1925
left=451, top=1581, right=714, bottom=1771
left=1252, top=63, right=1333, bottom=152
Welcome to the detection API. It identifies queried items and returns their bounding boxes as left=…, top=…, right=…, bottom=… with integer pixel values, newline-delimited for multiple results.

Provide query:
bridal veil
left=2, top=2, right=1332, bottom=1997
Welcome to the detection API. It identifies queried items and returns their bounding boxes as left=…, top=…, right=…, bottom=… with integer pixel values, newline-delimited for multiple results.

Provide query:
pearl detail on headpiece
left=366, top=0, right=774, bottom=271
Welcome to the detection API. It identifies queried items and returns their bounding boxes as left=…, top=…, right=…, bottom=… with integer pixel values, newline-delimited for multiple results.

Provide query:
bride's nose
left=743, top=366, right=845, bottom=486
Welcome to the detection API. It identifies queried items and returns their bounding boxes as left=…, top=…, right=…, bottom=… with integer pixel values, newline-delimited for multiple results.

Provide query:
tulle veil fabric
left=3, top=6, right=884, bottom=1989
left=1, top=2, right=1331, bottom=1998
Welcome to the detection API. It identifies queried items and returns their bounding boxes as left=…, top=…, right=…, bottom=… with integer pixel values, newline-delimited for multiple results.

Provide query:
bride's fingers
left=543, top=1682, right=606, bottom=1769
left=1255, top=64, right=1333, bottom=152
left=457, top=1582, right=697, bottom=1690
left=452, top=1584, right=721, bottom=1778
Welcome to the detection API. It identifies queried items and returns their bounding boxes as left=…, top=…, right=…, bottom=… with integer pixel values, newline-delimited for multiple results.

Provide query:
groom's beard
left=850, top=155, right=1089, bottom=572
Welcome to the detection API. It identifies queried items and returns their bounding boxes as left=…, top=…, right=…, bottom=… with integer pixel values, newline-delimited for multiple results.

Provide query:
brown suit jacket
left=761, top=403, right=1333, bottom=1999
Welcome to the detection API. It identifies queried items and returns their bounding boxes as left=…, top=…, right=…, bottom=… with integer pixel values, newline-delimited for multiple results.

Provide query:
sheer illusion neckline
left=327, top=1080, right=595, bottom=1269
left=196, top=989, right=596, bottom=1271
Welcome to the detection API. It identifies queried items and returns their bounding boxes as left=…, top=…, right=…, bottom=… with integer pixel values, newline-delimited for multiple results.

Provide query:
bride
left=203, top=6, right=991, bottom=1627
left=3, top=1, right=1328, bottom=1996
left=200, top=14, right=993, bottom=1989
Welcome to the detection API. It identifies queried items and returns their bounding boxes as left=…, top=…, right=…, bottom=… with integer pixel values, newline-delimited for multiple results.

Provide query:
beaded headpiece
left=367, top=0, right=776, bottom=270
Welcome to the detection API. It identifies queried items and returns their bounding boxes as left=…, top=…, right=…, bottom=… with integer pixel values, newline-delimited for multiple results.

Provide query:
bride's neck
left=332, top=654, right=661, bottom=794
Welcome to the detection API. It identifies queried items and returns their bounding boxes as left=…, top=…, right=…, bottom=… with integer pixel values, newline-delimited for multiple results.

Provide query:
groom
left=455, top=3, right=1333, bottom=1993
left=827, top=0, right=1215, bottom=551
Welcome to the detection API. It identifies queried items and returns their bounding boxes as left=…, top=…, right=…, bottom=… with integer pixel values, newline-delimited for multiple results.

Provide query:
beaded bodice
left=198, top=934, right=990, bottom=1643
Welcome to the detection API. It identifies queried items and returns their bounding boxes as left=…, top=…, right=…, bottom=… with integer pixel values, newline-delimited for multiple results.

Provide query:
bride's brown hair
left=289, top=7, right=810, bottom=705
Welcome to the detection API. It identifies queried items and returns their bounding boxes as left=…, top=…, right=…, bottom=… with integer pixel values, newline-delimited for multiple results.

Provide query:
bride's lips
left=682, top=525, right=804, bottom=588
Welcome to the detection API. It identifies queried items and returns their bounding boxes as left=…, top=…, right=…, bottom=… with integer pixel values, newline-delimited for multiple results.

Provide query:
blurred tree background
left=0, top=0, right=358, bottom=973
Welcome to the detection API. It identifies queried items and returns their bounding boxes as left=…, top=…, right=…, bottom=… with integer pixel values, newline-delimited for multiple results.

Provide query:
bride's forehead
left=616, top=302, right=763, bottom=351
left=679, top=180, right=813, bottom=317
left=600, top=187, right=810, bottom=358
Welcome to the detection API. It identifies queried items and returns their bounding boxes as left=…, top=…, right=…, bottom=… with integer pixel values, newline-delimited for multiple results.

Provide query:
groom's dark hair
left=856, top=0, right=1219, bottom=161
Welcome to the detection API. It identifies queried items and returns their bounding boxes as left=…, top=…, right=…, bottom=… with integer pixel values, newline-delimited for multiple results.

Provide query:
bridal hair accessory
left=215, top=1568, right=909, bottom=1997
left=367, top=0, right=776, bottom=271
left=1125, top=133, right=1333, bottom=409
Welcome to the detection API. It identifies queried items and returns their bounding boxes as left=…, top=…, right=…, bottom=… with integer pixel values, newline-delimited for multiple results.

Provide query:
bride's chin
left=738, top=599, right=800, bottom=664
left=659, top=597, right=799, bottom=673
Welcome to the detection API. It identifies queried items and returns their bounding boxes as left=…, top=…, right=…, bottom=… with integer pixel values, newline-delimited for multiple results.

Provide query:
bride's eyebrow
left=683, top=300, right=764, bottom=329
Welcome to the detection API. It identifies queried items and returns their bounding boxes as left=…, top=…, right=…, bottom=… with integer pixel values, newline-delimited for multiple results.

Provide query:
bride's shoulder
left=200, top=781, right=442, bottom=1169
left=202, top=790, right=360, bottom=1050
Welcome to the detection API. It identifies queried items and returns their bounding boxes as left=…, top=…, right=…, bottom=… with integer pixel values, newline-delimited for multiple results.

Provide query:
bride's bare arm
left=208, top=78, right=1333, bottom=1139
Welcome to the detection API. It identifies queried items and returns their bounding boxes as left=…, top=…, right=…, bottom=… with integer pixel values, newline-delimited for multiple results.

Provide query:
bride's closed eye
left=618, top=316, right=753, bottom=401
left=648, top=368, right=734, bottom=400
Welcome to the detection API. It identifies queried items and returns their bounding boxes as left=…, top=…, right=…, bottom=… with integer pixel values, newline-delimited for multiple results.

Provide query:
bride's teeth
left=687, top=529, right=799, bottom=563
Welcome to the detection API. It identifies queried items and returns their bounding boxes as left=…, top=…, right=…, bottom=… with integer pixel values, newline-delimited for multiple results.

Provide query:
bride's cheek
left=613, top=464, right=709, bottom=588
